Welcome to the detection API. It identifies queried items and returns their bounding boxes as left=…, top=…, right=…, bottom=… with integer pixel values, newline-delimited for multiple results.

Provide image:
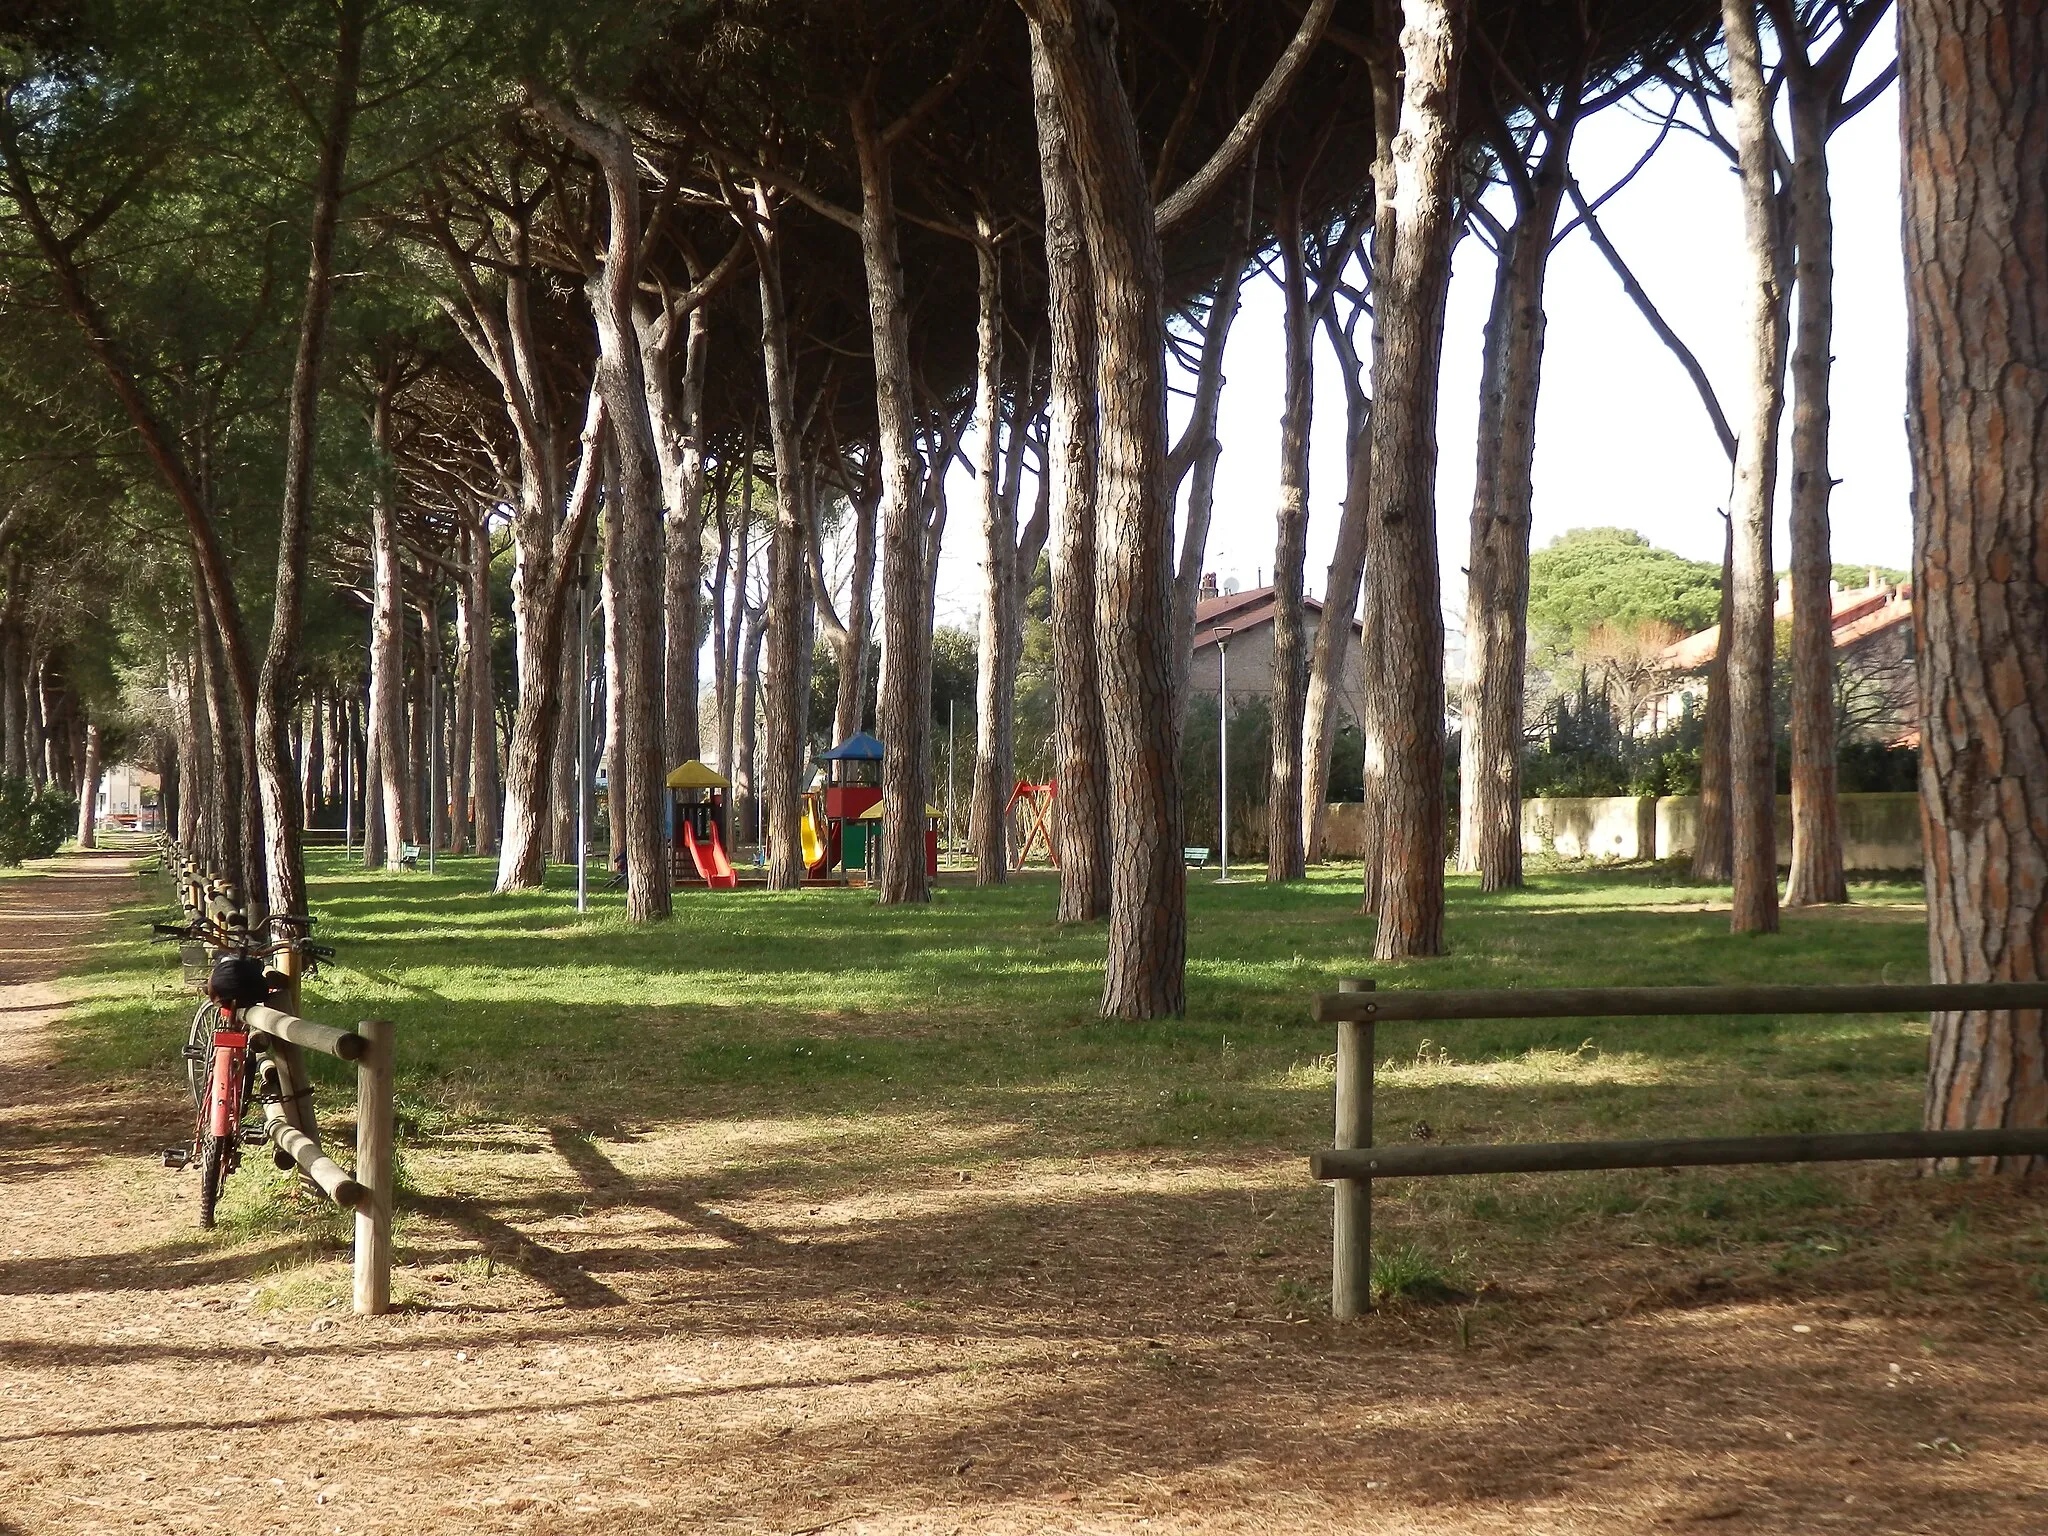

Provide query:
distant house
left=1650, top=572, right=1917, bottom=745
left=1189, top=577, right=1369, bottom=728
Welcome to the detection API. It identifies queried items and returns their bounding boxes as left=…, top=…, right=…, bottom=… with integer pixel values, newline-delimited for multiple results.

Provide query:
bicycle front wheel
left=197, top=1133, right=226, bottom=1228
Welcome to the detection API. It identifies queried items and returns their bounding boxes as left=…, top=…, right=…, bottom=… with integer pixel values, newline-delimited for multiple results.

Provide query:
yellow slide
left=800, top=804, right=826, bottom=874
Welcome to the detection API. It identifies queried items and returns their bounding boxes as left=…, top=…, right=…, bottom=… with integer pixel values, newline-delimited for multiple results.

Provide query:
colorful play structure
left=1004, top=780, right=1058, bottom=867
left=667, top=760, right=737, bottom=888
left=799, top=732, right=939, bottom=884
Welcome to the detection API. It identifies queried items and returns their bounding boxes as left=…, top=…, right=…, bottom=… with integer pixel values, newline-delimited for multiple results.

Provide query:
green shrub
left=0, top=777, right=77, bottom=865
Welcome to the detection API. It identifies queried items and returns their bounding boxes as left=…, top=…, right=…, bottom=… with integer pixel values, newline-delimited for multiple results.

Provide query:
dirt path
left=3, top=853, right=2047, bottom=1535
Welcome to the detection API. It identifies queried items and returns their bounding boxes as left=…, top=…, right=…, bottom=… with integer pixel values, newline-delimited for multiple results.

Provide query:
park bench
left=1183, top=846, right=1210, bottom=869
left=397, top=842, right=423, bottom=870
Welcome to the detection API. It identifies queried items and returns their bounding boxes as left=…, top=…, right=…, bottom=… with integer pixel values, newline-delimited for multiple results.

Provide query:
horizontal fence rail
left=1309, top=976, right=2048, bottom=1322
left=1312, top=981, right=2048, bottom=1025
left=1312, top=1128, right=2048, bottom=1181
left=242, top=1004, right=366, bottom=1063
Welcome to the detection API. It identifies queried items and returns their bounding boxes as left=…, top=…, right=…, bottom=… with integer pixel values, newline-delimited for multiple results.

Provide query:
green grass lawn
left=65, top=849, right=1998, bottom=1309
left=67, top=850, right=1934, bottom=1162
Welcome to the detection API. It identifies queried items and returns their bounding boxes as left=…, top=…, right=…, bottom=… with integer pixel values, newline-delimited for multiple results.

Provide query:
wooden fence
left=1309, top=977, right=2048, bottom=1320
left=159, top=840, right=394, bottom=1315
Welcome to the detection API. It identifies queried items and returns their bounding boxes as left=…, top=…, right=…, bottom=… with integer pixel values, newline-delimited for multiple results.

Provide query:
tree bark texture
left=1031, top=22, right=1110, bottom=924
left=970, top=231, right=1015, bottom=885
left=719, top=464, right=755, bottom=775
left=558, top=101, right=670, bottom=922
left=254, top=0, right=364, bottom=925
left=1266, top=185, right=1313, bottom=884
left=366, top=388, right=410, bottom=871
left=1030, top=0, right=1186, bottom=1017
left=1902, top=0, right=2048, bottom=1160
left=1782, top=65, right=1848, bottom=906
left=1171, top=252, right=1250, bottom=722
left=643, top=283, right=720, bottom=775
left=1693, top=521, right=1737, bottom=881
left=75, top=721, right=99, bottom=850
left=1301, top=392, right=1371, bottom=859
left=750, top=191, right=809, bottom=893
left=496, top=389, right=606, bottom=891
left=1365, top=0, right=1466, bottom=960
left=852, top=95, right=937, bottom=906
left=734, top=600, right=765, bottom=848
left=1721, top=0, right=1785, bottom=936
left=1457, top=133, right=1570, bottom=892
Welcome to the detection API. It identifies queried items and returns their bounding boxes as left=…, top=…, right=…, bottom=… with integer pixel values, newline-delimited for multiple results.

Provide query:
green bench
left=1183, top=846, right=1211, bottom=869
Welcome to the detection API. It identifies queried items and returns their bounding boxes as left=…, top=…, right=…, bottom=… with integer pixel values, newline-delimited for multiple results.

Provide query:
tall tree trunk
left=1366, top=0, right=1466, bottom=960
left=1722, top=0, right=1785, bottom=936
left=406, top=624, right=427, bottom=847
left=750, top=190, right=810, bottom=893
left=551, top=601, right=582, bottom=866
left=1031, top=24, right=1109, bottom=923
left=1171, top=247, right=1252, bottom=718
left=255, top=0, right=365, bottom=925
left=1029, top=0, right=1186, bottom=1018
left=718, top=466, right=754, bottom=774
left=836, top=473, right=878, bottom=742
left=421, top=600, right=447, bottom=858
left=969, top=228, right=1015, bottom=886
left=547, top=99, right=670, bottom=922
left=26, top=655, right=46, bottom=787
left=171, top=651, right=203, bottom=848
left=1693, top=520, right=1737, bottom=881
left=465, top=515, right=499, bottom=856
left=1457, top=129, right=1572, bottom=892
left=367, top=386, right=410, bottom=871
left=852, top=96, right=938, bottom=907
left=1782, top=65, right=1848, bottom=906
left=305, top=691, right=325, bottom=827
left=1301, top=400, right=1371, bottom=859
left=496, top=390, right=605, bottom=890
left=449, top=540, right=473, bottom=855
left=734, top=602, right=765, bottom=849
left=658, top=306, right=710, bottom=772
left=74, top=721, right=99, bottom=850
left=1, top=566, right=23, bottom=781
left=1266, top=184, right=1313, bottom=884
left=1904, top=0, right=2048, bottom=1159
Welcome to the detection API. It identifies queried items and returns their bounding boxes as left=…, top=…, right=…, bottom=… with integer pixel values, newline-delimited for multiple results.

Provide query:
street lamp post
left=1216, top=627, right=1233, bottom=881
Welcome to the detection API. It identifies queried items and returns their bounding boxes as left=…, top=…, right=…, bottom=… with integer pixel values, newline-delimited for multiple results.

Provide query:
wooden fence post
left=1332, top=976, right=1374, bottom=1320
left=352, top=1017, right=394, bottom=1316
left=267, top=939, right=321, bottom=1151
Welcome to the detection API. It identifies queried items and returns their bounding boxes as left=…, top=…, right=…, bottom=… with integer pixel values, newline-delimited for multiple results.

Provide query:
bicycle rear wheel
left=186, top=1000, right=219, bottom=1108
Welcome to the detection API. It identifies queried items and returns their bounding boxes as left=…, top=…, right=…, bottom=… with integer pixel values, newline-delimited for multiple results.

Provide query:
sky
left=926, top=56, right=1911, bottom=642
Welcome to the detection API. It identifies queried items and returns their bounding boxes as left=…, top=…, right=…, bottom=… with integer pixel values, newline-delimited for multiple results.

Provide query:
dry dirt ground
left=4, top=851, right=2048, bottom=1535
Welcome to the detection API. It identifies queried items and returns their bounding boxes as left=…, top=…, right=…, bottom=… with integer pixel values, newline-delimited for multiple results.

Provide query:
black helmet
left=207, top=955, right=270, bottom=1008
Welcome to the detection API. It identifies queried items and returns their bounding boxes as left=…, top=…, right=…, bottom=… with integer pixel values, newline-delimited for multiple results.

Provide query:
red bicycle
left=155, top=915, right=332, bottom=1227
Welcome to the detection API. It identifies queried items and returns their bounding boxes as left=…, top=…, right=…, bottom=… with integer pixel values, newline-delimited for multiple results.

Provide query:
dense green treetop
left=1526, top=527, right=1723, bottom=655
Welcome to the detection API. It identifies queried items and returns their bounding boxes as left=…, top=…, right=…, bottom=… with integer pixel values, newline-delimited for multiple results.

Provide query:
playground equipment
left=854, top=798, right=942, bottom=882
left=1004, top=780, right=1057, bottom=868
left=786, top=732, right=942, bottom=882
left=667, top=761, right=736, bottom=888
left=803, top=732, right=884, bottom=881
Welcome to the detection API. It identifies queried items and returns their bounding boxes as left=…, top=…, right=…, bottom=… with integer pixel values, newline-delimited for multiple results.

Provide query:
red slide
left=683, top=820, right=738, bottom=889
